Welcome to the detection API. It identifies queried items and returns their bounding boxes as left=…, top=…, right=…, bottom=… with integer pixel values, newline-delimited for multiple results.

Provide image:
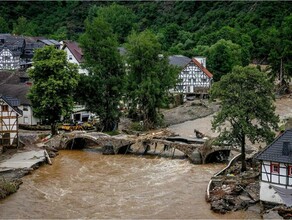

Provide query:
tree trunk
left=51, top=123, right=58, bottom=136
left=241, top=134, right=247, bottom=172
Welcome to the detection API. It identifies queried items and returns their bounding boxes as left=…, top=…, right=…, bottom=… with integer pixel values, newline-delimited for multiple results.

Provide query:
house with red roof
left=61, top=40, right=88, bottom=75
left=169, top=56, right=213, bottom=98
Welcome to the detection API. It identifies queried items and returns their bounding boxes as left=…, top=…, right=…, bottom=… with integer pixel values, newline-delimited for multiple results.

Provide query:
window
left=201, top=77, right=207, bottom=82
left=23, top=106, right=28, bottom=111
left=271, top=163, right=280, bottom=173
left=1, top=105, right=8, bottom=112
left=289, top=166, right=292, bottom=176
left=69, top=55, right=73, bottom=60
left=24, top=117, right=29, bottom=124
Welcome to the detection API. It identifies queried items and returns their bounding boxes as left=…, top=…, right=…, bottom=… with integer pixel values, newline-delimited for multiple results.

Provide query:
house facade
left=256, top=129, right=292, bottom=206
left=0, top=95, right=22, bottom=147
left=0, top=73, right=40, bottom=126
left=0, top=34, right=62, bottom=70
left=61, top=40, right=88, bottom=75
left=0, top=34, right=25, bottom=70
left=169, top=56, right=213, bottom=97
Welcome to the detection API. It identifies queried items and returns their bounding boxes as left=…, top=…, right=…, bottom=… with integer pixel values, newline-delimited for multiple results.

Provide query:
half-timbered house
left=169, top=56, right=213, bottom=98
left=0, top=95, right=23, bottom=147
left=256, top=129, right=292, bottom=207
left=0, top=34, right=25, bottom=70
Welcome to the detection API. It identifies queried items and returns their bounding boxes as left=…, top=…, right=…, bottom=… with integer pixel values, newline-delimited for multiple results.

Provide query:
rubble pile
left=208, top=161, right=260, bottom=214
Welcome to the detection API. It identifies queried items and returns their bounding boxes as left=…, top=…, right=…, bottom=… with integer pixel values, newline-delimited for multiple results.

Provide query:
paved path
left=0, top=150, right=46, bottom=172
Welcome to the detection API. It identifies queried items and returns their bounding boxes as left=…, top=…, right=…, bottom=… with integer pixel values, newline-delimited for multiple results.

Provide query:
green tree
left=12, top=16, right=36, bottom=36
left=210, top=66, right=279, bottom=171
left=28, top=46, right=79, bottom=135
left=0, top=16, right=9, bottom=33
left=267, top=15, right=292, bottom=90
left=125, top=30, right=178, bottom=129
left=88, top=3, right=137, bottom=43
left=78, top=16, right=125, bottom=132
left=49, top=26, right=68, bottom=41
left=208, top=39, right=243, bottom=81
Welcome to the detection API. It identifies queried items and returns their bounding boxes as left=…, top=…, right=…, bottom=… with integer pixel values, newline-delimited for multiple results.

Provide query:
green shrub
left=130, top=122, right=144, bottom=131
left=0, top=178, right=21, bottom=199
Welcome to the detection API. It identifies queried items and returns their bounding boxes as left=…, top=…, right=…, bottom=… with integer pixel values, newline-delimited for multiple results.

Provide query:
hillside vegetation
left=0, top=2, right=290, bottom=59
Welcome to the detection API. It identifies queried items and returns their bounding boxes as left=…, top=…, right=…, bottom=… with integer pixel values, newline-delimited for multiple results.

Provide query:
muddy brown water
left=0, top=150, right=260, bottom=219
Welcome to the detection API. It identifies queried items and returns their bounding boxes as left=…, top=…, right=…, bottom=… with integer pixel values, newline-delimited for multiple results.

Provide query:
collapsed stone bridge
left=59, top=131, right=231, bottom=164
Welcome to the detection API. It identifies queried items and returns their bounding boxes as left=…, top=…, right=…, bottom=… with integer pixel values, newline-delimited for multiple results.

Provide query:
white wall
left=1, top=104, right=18, bottom=145
left=18, top=105, right=40, bottom=125
left=261, top=162, right=290, bottom=185
left=260, top=161, right=292, bottom=205
left=64, top=47, right=88, bottom=75
left=260, top=182, right=292, bottom=205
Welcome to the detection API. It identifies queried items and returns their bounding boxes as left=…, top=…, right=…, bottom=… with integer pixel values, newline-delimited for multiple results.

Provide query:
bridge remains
left=53, top=130, right=231, bottom=164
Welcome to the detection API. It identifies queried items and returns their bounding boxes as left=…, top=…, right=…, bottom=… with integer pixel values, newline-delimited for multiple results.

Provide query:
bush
left=0, top=178, right=21, bottom=199
left=130, top=122, right=144, bottom=131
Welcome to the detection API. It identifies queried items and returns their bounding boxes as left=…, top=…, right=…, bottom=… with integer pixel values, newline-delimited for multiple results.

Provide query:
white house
left=256, top=129, right=292, bottom=207
left=0, top=73, right=40, bottom=126
left=0, top=95, right=22, bottom=147
left=61, top=40, right=88, bottom=75
left=169, top=56, right=213, bottom=97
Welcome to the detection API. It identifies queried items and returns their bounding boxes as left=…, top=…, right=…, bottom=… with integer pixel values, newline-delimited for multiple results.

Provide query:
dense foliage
left=210, top=66, right=279, bottom=171
left=78, top=16, right=125, bottom=132
left=0, top=2, right=290, bottom=61
left=28, top=46, right=79, bottom=135
left=125, top=30, right=178, bottom=129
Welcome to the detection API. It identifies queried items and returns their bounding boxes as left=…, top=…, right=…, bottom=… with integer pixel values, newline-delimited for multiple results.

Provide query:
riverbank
left=0, top=98, right=214, bottom=202
left=1, top=96, right=292, bottom=217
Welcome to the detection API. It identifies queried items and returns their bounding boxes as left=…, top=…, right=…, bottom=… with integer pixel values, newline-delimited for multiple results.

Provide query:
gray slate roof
left=0, top=95, right=23, bottom=115
left=256, top=129, right=292, bottom=164
left=168, top=55, right=191, bottom=67
left=0, top=71, right=31, bottom=105
left=0, top=34, right=25, bottom=56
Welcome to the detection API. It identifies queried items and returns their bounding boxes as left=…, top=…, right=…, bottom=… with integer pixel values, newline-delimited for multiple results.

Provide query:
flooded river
left=0, top=150, right=260, bottom=219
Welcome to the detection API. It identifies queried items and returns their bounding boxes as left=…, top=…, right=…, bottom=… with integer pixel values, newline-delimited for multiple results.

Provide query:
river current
left=0, top=150, right=260, bottom=219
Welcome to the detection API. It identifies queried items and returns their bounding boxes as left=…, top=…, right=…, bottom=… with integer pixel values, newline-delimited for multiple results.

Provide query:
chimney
left=194, top=56, right=206, bottom=67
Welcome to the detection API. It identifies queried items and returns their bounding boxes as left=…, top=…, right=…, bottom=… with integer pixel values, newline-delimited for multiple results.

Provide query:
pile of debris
left=208, top=161, right=260, bottom=214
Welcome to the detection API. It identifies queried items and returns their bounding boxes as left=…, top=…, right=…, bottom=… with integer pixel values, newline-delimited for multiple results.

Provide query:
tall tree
left=208, top=39, right=243, bottom=82
left=267, top=15, right=292, bottom=91
left=88, top=3, right=137, bottom=43
left=125, top=30, right=178, bottom=129
left=0, top=16, right=9, bottom=33
left=78, top=16, right=125, bottom=132
left=193, top=39, right=243, bottom=82
left=12, top=16, right=37, bottom=36
left=210, top=66, right=279, bottom=171
left=28, top=46, right=79, bottom=135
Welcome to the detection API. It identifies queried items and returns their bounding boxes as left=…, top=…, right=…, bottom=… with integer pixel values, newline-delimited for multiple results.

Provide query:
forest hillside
left=0, top=1, right=291, bottom=80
